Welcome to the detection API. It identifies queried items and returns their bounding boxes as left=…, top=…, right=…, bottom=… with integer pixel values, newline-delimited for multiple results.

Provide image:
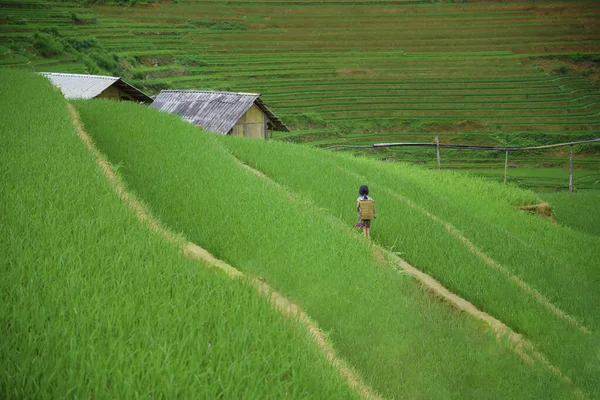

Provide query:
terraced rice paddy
left=219, top=132, right=600, bottom=371
left=1, top=68, right=364, bottom=399
left=73, top=95, right=596, bottom=399
left=3, top=69, right=599, bottom=398
left=1, top=1, right=598, bottom=132
left=93, top=1, right=600, bottom=133
left=1, top=0, right=598, bottom=188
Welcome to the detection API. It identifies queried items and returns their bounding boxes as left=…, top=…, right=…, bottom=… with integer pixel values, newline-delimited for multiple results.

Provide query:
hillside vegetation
left=73, top=90, right=598, bottom=398
left=221, top=132, right=600, bottom=395
left=3, top=1, right=599, bottom=137
left=2, top=0, right=600, bottom=393
left=1, top=0, right=599, bottom=189
left=541, top=191, right=600, bottom=236
left=0, top=69, right=362, bottom=399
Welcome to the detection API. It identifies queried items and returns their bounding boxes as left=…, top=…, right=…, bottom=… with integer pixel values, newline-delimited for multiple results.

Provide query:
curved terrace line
left=196, top=42, right=600, bottom=53
left=387, top=188, right=591, bottom=335
left=233, top=157, right=580, bottom=392
left=66, top=104, right=381, bottom=400
left=339, top=167, right=591, bottom=334
left=268, top=94, right=599, bottom=103
left=384, top=251, right=582, bottom=400
left=284, top=104, right=600, bottom=112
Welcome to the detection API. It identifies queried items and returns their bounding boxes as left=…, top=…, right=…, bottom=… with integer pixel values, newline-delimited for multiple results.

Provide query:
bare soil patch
left=518, top=201, right=557, bottom=223
left=337, top=68, right=376, bottom=78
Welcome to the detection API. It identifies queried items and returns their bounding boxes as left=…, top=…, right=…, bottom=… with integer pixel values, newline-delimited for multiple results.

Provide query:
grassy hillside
left=0, top=69, right=363, bottom=399
left=1, top=0, right=599, bottom=190
left=220, top=131, right=600, bottom=395
left=541, top=191, right=600, bottom=237
left=72, top=94, right=598, bottom=398
left=0, top=0, right=600, bottom=190
left=3, top=1, right=599, bottom=136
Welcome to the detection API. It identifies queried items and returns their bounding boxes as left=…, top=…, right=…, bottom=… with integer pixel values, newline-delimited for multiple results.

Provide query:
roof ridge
left=39, top=72, right=119, bottom=80
left=160, top=89, right=259, bottom=96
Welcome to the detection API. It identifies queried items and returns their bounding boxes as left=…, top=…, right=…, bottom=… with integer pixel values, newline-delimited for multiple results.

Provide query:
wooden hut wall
left=231, top=104, right=269, bottom=139
left=97, top=85, right=134, bottom=101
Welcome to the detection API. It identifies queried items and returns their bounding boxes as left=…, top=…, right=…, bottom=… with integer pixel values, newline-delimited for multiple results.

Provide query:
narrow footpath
left=69, top=102, right=582, bottom=398
left=236, top=156, right=581, bottom=396
left=341, top=167, right=590, bottom=335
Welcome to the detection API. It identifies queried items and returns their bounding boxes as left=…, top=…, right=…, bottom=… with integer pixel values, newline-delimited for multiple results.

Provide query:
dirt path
left=68, top=105, right=382, bottom=400
left=341, top=167, right=591, bottom=335
left=386, top=251, right=580, bottom=392
left=236, top=157, right=584, bottom=395
left=388, top=188, right=590, bottom=334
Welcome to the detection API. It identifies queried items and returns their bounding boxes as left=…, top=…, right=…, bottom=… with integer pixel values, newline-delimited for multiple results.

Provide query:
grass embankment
left=542, top=191, right=600, bottom=237
left=74, top=98, right=578, bottom=399
left=220, top=136, right=600, bottom=398
left=0, top=70, right=361, bottom=399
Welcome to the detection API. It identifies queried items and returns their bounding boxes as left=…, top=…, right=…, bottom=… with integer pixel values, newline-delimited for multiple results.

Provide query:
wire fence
left=325, top=137, right=600, bottom=193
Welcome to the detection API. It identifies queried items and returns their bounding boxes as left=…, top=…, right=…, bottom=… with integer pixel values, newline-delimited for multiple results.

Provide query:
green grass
left=460, top=167, right=600, bottom=191
left=542, top=191, right=600, bottom=237
left=1, top=69, right=362, bottom=399
left=3, top=1, right=600, bottom=136
left=219, top=134, right=600, bottom=397
left=2, top=0, right=599, bottom=192
left=73, top=97, right=583, bottom=399
left=0, top=52, right=29, bottom=65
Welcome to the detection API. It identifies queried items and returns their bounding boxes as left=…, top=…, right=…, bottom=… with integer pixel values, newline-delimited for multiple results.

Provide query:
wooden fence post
left=569, top=144, right=573, bottom=194
left=435, top=136, right=441, bottom=169
left=504, top=151, right=509, bottom=184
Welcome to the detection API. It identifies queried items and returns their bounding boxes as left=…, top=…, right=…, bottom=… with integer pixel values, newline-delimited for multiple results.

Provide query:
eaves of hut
left=40, top=72, right=153, bottom=103
left=150, top=90, right=289, bottom=139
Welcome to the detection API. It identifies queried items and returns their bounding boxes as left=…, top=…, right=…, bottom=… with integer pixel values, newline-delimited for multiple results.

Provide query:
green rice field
left=219, top=130, right=600, bottom=396
left=1, top=0, right=599, bottom=172
left=0, top=69, right=362, bottom=399
left=1, top=0, right=599, bottom=190
left=541, top=190, right=600, bottom=237
left=69, top=80, right=599, bottom=397
left=2, top=1, right=600, bottom=395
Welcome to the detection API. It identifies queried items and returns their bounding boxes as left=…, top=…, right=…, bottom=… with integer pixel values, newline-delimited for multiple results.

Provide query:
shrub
left=39, top=27, right=60, bottom=36
left=64, top=36, right=101, bottom=52
left=189, top=19, right=247, bottom=31
left=88, top=51, right=119, bottom=75
left=78, top=53, right=100, bottom=74
left=554, top=64, right=570, bottom=75
left=71, top=13, right=97, bottom=25
left=131, top=70, right=145, bottom=80
left=33, top=32, right=65, bottom=58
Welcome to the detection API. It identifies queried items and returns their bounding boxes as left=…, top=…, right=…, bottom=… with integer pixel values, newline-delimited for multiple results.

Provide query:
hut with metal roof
left=40, top=72, right=153, bottom=103
left=150, top=90, right=289, bottom=139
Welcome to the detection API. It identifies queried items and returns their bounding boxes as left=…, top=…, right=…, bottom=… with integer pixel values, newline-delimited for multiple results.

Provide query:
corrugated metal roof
left=151, top=90, right=289, bottom=134
left=40, top=72, right=119, bottom=99
left=39, top=72, right=153, bottom=103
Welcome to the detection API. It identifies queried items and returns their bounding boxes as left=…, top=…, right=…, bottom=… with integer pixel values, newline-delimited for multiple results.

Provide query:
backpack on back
left=359, top=199, right=375, bottom=220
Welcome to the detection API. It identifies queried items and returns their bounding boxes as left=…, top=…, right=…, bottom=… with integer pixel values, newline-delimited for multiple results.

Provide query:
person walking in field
left=356, top=185, right=376, bottom=240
